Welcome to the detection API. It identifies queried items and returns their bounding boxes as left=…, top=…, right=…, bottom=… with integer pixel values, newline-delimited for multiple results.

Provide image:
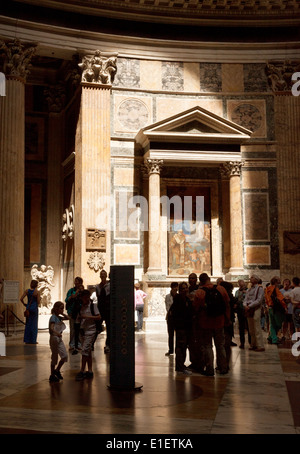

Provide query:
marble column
left=219, top=166, right=231, bottom=272
left=266, top=60, right=300, bottom=278
left=221, top=161, right=245, bottom=279
left=0, top=39, right=35, bottom=317
left=145, top=159, right=164, bottom=278
left=74, top=51, right=117, bottom=284
left=44, top=83, right=66, bottom=303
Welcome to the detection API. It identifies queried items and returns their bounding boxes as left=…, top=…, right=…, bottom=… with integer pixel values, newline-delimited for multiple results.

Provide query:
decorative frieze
left=79, top=50, right=118, bottom=85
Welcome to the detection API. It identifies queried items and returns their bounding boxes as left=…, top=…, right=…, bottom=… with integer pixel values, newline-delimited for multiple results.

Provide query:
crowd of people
left=49, top=270, right=147, bottom=383
left=18, top=269, right=300, bottom=383
left=164, top=273, right=300, bottom=376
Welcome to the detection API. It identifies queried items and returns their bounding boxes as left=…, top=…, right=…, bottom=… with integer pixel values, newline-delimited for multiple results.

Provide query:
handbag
left=24, top=290, right=34, bottom=318
left=246, top=307, right=255, bottom=318
left=24, top=309, right=30, bottom=318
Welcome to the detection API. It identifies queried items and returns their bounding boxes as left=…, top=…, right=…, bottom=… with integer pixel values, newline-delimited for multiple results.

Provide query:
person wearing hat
left=243, top=275, right=265, bottom=352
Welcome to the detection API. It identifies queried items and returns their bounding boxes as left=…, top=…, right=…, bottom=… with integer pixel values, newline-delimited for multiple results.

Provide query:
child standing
left=75, top=289, right=101, bottom=381
left=49, top=301, right=69, bottom=383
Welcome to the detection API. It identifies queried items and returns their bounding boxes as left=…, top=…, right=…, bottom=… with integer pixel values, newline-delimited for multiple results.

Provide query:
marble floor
left=0, top=324, right=299, bottom=437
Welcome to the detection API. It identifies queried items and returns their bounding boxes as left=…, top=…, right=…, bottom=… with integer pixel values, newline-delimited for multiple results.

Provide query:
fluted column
left=221, top=161, right=244, bottom=278
left=74, top=51, right=117, bottom=283
left=0, top=39, right=35, bottom=317
left=145, top=159, right=163, bottom=277
left=44, top=83, right=66, bottom=302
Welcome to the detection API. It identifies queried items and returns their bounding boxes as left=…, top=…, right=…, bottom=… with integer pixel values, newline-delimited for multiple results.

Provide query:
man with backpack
left=193, top=273, right=230, bottom=376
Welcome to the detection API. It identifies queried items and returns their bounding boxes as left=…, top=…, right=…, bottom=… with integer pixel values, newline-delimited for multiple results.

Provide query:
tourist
left=165, top=282, right=178, bottom=356
left=234, top=279, right=250, bottom=349
left=20, top=279, right=40, bottom=344
left=171, top=282, right=193, bottom=375
left=134, top=282, right=147, bottom=332
left=220, top=280, right=236, bottom=369
left=193, top=273, right=230, bottom=376
left=75, top=289, right=101, bottom=381
left=265, top=276, right=287, bottom=345
left=65, top=276, right=83, bottom=350
left=95, top=270, right=111, bottom=352
left=280, top=278, right=294, bottom=340
left=243, top=275, right=265, bottom=352
left=49, top=301, right=69, bottom=383
left=289, top=277, right=300, bottom=333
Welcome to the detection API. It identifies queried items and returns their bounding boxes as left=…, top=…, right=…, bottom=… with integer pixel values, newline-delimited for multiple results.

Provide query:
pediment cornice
left=136, top=106, right=252, bottom=148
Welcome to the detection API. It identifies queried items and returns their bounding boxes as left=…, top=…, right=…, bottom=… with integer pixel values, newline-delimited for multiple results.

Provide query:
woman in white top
left=289, top=277, right=300, bottom=332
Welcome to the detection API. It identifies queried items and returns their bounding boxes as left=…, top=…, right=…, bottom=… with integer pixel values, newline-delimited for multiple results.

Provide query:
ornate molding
left=266, top=60, right=300, bottom=92
left=220, top=161, right=244, bottom=177
left=78, top=50, right=118, bottom=85
left=0, top=38, right=36, bottom=81
left=44, top=82, right=66, bottom=113
left=87, top=251, right=105, bottom=272
left=145, top=159, right=164, bottom=175
left=62, top=205, right=74, bottom=241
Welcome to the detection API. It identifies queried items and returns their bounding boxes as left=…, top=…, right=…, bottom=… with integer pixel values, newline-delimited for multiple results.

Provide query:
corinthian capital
left=266, top=60, right=300, bottom=92
left=145, top=159, right=163, bottom=175
left=0, top=39, right=36, bottom=81
left=78, top=50, right=118, bottom=85
left=221, top=161, right=244, bottom=177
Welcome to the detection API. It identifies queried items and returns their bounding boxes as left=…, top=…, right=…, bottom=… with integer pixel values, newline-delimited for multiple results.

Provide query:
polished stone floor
left=0, top=324, right=299, bottom=436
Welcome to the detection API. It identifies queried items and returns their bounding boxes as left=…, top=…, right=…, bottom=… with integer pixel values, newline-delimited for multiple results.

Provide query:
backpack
left=271, top=288, right=285, bottom=315
left=203, top=286, right=226, bottom=317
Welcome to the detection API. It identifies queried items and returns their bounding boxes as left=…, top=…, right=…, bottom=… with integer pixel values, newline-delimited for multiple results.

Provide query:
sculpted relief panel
left=114, top=95, right=152, bottom=133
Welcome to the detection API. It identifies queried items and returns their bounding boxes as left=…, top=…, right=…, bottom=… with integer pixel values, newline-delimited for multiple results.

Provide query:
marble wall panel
left=245, top=246, right=271, bottom=265
left=156, top=97, right=223, bottom=122
left=114, top=244, right=140, bottom=265
left=243, top=192, right=270, bottom=241
left=184, top=63, right=200, bottom=92
left=140, top=60, right=162, bottom=91
left=200, top=63, right=222, bottom=92
left=162, top=62, right=184, bottom=91
left=243, top=63, right=270, bottom=92
left=113, top=167, right=135, bottom=186
left=114, top=189, right=139, bottom=240
left=113, top=58, right=140, bottom=88
left=242, top=171, right=269, bottom=189
left=222, top=64, right=244, bottom=92
left=114, top=95, right=152, bottom=133
left=227, top=99, right=267, bottom=138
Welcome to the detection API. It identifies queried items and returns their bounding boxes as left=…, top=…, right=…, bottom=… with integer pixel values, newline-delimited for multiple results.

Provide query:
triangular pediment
left=136, top=105, right=252, bottom=147
left=172, top=120, right=217, bottom=134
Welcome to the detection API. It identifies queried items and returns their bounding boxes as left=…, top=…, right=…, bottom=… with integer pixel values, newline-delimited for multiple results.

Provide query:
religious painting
left=167, top=186, right=211, bottom=276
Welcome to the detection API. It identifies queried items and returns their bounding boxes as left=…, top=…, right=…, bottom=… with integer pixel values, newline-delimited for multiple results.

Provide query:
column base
left=145, top=269, right=166, bottom=281
left=225, top=268, right=249, bottom=282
